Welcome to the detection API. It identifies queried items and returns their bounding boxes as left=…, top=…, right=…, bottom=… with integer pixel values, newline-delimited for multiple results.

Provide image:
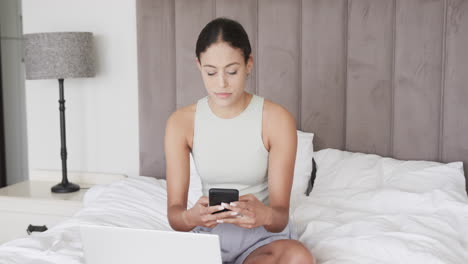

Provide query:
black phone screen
left=209, top=188, right=239, bottom=214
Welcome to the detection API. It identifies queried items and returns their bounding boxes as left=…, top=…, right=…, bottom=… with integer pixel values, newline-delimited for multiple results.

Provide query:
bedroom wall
left=22, top=0, right=140, bottom=178
left=138, top=0, right=468, bottom=192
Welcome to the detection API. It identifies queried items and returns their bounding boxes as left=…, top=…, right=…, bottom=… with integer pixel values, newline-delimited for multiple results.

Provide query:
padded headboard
left=136, top=0, right=468, bottom=192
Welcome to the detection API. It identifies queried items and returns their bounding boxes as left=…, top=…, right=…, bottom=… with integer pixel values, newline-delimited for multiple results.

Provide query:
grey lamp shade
left=24, top=32, right=96, bottom=80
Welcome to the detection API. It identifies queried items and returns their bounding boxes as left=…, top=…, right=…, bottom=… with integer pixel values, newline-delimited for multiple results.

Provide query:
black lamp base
left=51, top=182, right=80, bottom=193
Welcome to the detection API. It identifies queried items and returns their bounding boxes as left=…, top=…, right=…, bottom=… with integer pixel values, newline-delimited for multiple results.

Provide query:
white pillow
left=189, top=130, right=315, bottom=202
left=381, top=157, right=465, bottom=195
left=313, top=148, right=466, bottom=196
left=312, top=148, right=383, bottom=191
left=291, top=130, right=314, bottom=198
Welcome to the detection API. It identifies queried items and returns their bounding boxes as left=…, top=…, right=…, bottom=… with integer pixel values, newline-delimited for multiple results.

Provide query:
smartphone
left=209, top=188, right=239, bottom=214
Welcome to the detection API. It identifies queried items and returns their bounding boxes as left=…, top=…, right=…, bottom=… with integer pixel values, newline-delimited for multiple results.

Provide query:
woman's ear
left=246, top=54, right=254, bottom=74
left=196, top=57, right=201, bottom=71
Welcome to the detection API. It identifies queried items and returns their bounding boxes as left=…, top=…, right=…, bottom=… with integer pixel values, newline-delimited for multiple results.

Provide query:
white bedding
left=0, top=177, right=175, bottom=264
left=292, top=188, right=468, bottom=264
left=291, top=149, right=468, bottom=264
left=1, top=169, right=468, bottom=263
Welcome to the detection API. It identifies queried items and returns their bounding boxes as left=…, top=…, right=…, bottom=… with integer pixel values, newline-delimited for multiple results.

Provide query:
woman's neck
left=208, top=92, right=252, bottom=119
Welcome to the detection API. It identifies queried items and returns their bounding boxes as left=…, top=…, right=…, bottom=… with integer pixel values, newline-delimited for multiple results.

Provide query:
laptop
left=80, top=225, right=222, bottom=264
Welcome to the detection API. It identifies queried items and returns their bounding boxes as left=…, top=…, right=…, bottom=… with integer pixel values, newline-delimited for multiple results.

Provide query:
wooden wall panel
left=444, top=0, right=468, bottom=190
left=215, top=0, right=257, bottom=94
left=175, top=0, right=214, bottom=108
left=346, top=0, right=394, bottom=156
left=137, top=0, right=468, bottom=190
left=258, top=0, right=301, bottom=126
left=301, top=0, right=347, bottom=150
left=393, top=0, right=444, bottom=161
left=137, top=0, right=175, bottom=177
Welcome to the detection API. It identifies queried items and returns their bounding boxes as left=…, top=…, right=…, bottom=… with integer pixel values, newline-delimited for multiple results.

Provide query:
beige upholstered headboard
left=136, top=0, right=468, bottom=192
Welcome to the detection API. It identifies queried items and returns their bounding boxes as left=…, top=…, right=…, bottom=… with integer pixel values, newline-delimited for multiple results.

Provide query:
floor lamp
left=23, top=32, right=95, bottom=193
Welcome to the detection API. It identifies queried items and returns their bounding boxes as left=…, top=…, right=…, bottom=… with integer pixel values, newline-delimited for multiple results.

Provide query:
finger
left=201, top=213, right=219, bottom=223
left=220, top=204, right=253, bottom=218
left=239, top=209, right=255, bottom=218
left=227, top=201, right=249, bottom=210
left=214, top=210, right=241, bottom=220
left=206, top=205, right=226, bottom=214
left=198, top=196, right=209, bottom=206
left=239, top=194, right=256, bottom=201
left=204, top=221, right=218, bottom=228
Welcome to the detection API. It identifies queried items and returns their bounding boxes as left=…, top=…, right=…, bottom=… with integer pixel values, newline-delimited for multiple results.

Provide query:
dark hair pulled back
left=196, top=17, right=251, bottom=64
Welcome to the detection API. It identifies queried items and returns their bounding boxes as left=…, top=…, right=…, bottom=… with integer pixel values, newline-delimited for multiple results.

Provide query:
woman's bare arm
left=165, top=110, right=195, bottom=231
left=263, top=102, right=297, bottom=232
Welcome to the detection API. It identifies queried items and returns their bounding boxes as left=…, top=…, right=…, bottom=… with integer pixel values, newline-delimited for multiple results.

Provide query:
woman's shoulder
left=262, top=99, right=297, bottom=146
left=262, top=98, right=296, bottom=127
left=166, top=103, right=197, bottom=129
left=177, top=103, right=197, bottom=116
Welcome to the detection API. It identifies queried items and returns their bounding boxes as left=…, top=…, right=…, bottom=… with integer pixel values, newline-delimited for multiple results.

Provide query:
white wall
left=22, top=0, right=140, bottom=178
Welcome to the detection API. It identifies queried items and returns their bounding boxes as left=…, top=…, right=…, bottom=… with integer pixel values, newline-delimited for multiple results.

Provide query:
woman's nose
left=218, top=74, right=228, bottom=88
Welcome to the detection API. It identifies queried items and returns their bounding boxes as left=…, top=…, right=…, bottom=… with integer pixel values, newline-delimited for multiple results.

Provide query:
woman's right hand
left=183, top=196, right=237, bottom=228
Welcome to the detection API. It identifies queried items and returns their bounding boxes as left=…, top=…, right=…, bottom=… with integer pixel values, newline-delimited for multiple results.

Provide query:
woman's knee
left=281, top=251, right=315, bottom=264
left=244, top=240, right=315, bottom=264
left=277, top=240, right=315, bottom=264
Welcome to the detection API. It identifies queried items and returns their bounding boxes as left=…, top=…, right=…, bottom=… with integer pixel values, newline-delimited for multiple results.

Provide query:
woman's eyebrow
left=202, top=62, right=240, bottom=68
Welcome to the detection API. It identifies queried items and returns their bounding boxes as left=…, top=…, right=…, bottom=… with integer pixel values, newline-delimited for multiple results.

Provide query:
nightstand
left=0, top=170, right=127, bottom=244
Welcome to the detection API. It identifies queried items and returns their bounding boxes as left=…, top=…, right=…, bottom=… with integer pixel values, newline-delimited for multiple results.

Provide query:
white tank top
left=191, top=94, right=270, bottom=205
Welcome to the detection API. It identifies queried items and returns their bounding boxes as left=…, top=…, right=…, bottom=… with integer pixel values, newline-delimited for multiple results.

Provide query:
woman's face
left=197, top=41, right=253, bottom=107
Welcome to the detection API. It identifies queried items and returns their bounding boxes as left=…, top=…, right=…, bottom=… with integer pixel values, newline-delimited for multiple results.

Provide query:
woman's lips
left=215, top=93, right=232, bottom=99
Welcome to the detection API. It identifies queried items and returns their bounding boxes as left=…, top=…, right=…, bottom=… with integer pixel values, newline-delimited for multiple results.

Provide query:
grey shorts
left=190, top=220, right=298, bottom=264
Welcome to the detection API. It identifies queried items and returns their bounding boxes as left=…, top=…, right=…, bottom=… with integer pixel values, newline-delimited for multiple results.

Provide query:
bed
left=0, top=131, right=467, bottom=263
left=3, top=1, right=468, bottom=263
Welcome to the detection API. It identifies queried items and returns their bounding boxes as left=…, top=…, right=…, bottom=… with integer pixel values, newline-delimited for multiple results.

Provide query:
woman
left=165, top=17, right=315, bottom=264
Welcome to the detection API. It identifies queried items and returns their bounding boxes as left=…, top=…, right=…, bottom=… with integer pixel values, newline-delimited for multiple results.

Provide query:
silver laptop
left=80, top=225, right=221, bottom=264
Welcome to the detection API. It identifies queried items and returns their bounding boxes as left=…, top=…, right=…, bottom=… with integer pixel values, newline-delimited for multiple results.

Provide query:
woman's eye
left=227, top=71, right=237, bottom=75
left=207, top=72, right=216, bottom=76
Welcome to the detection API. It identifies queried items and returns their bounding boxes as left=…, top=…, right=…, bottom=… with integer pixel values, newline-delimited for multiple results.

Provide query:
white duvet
left=1, top=155, right=468, bottom=264
left=292, top=188, right=468, bottom=264
left=0, top=177, right=175, bottom=264
left=292, top=149, right=468, bottom=264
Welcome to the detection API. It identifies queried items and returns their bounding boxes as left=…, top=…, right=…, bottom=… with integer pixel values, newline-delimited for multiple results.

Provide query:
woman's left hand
left=217, top=194, right=272, bottom=229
